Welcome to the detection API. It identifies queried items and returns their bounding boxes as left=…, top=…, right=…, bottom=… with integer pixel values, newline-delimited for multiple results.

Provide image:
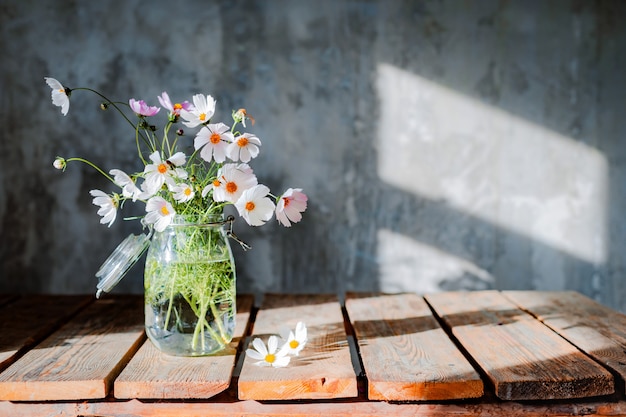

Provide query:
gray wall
left=2, top=0, right=626, bottom=312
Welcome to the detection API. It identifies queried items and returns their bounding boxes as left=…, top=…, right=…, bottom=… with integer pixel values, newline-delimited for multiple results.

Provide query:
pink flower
left=158, top=92, right=191, bottom=117
left=275, top=188, right=308, bottom=227
left=129, top=98, right=160, bottom=117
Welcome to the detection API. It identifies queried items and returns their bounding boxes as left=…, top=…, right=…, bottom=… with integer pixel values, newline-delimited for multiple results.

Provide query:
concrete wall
left=2, top=0, right=626, bottom=312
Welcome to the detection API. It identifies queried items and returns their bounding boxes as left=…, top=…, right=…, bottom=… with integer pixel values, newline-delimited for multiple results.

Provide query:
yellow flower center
left=199, top=113, right=207, bottom=121
left=245, top=201, right=255, bottom=211
left=158, top=163, right=168, bottom=174
left=237, top=137, right=249, bottom=147
left=265, top=353, right=276, bottom=364
left=210, top=133, right=221, bottom=144
left=289, top=340, right=299, bottom=349
left=226, top=182, right=237, bottom=194
left=58, top=88, right=64, bottom=93
left=184, top=188, right=192, bottom=196
left=283, top=197, right=291, bottom=207
left=213, top=179, right=221, bottom=187
left=160, top=206, right=170, bottom=216
left=174, top=103, right=183, bottom=110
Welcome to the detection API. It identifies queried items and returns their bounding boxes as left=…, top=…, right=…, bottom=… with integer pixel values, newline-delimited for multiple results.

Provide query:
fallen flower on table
left=246, top=335, right=291, bottom=368
left=245, top=322, right=308, bottom=367
left=279, top=321, right=308, bottom=356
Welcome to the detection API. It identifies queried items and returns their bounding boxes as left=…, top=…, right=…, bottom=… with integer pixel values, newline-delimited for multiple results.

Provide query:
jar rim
left=168, top=213, right=231, bottom=227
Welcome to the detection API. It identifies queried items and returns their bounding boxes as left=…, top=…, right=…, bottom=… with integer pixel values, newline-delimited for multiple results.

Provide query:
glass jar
left=144, top=214, right=236, bottom=356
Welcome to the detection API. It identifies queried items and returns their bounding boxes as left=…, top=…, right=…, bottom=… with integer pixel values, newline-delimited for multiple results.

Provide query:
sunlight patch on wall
left=378, top=228, right=495, bottom=293
left=376, top=63, right=608, bottom=264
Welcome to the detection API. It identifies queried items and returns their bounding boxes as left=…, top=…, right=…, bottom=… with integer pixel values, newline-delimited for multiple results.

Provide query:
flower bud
left=53, top=157, right=66, bottom=170
left=176, top=128, right=184, bottom=136
left=100, top=102, right=109, bottom=110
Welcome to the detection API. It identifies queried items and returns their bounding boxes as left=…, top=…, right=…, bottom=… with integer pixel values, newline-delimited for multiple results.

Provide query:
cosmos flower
left=245, top=336, right=291, bottom=368
left=275, top=188, right=308, bottom=227
left=109, top=169, right=142, bottom=201
left=45, top=77, right=70, bottom=116
left=227, top=132, right=261, bottom=163
left=211, top=163, right=257, bottom=203
left=129, top=99, right=160, bottom=117
left=144, top=196, right=176, bottom=232
left=279, top=321, right=308, bottom=356
left=143, top=151, right=188, bottom=195
left=89, top=190, right=117, bottom=227
left=194, top=123, right=234, bottom=163
left=170, top=182, right=195, bottom=203
left=235, top=184, right=275, bottom=226
left=180, top=94, right=216, bottom=128
left=158, top=91, right=191, bottom=117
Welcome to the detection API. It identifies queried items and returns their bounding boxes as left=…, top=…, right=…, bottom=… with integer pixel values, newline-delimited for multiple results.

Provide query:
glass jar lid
left=95, top=232, right=151, bottom=298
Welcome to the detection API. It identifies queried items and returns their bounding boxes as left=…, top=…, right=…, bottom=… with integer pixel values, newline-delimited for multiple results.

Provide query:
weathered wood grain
left=0, top=295, right=92, bottom=371
left=2, top=398, right=626, bottom=417
left=345, top=292, right=483, bottom=400
left=0, top=295, right=144, bottom=401
left=425, top=290, right=614, bottom=400
left=504, top=290, right=626, bottom=394
left=238, top=294, right=358, bottom=400
left=114, top=294, right=254, bottom=399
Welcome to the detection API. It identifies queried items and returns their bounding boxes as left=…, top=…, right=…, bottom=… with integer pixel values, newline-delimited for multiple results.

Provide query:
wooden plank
left=0, top=295, right=145, bottom=401
left=0, top=295, right=92, bottom=371
left=3, top=398, right=626, bottom=417
left=0, top=294, right=18, bottom=309
left=238, top=294, right=358, bottom=400
left=345, top=292, right=483, bottom=401
left=425, top=290, right=614, bottom=401
left=504, top=290, right=626, bottom=394
left=115, top=294, right=254, bottom=399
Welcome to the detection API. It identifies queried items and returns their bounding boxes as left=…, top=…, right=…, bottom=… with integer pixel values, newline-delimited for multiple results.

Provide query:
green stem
left=65, top=157, right=115, bottom=184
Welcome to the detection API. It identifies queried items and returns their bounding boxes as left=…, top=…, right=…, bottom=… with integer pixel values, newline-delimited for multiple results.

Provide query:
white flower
left=180, top=94, right=216, bottom=128
left=235, top=184, right=275, bottom=226
left=246, top=336, right=290, bottom=368
left=279, top=321, right=308, bottom=356
left=275, top=188, right=308, bottom=227
left=45, top=77, right=70, bottom=116
left=170, top=183, right=195, bottom=203
left=144, top=196, right=176, bottom=232
left=143, top=151, right=188, bottom=195
left=227, top=133, right=261, bottom=163
left=212, top=163, right=257, bottom=203
left=194, top=123, right=234, bottom=163
left=89, top=190, right=117, bottom=227
left=109, top=169, right=142, bottom=201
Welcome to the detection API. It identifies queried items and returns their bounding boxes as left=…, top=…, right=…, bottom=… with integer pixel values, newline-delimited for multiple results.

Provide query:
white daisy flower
left=109, top=169, right=142, bottom=201
left=170, top=183, right=195, bottom=203
left=235, top=184, right=275, bottom=226
left=144, top=196, right=176, bottom=232
left=212, top=163, right=257, bottom=203
left=246, top=336, right=290, bottom=368
left=45, top=77, right=70, bottom=116
left=89, top=190, right=117, bottom=227
left=194, top=123, right=234, bottom=163
left=143, top=151, right=188, bottom=195
left=227, top=132, right=261, bottom=163
left=279, top=321, right=308, bottom=356
left=180, top=94, right=216, bottom=128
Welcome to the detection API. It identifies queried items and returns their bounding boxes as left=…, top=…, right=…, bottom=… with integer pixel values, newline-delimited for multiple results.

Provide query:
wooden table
left=1, top=290, right=626, bottom=416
